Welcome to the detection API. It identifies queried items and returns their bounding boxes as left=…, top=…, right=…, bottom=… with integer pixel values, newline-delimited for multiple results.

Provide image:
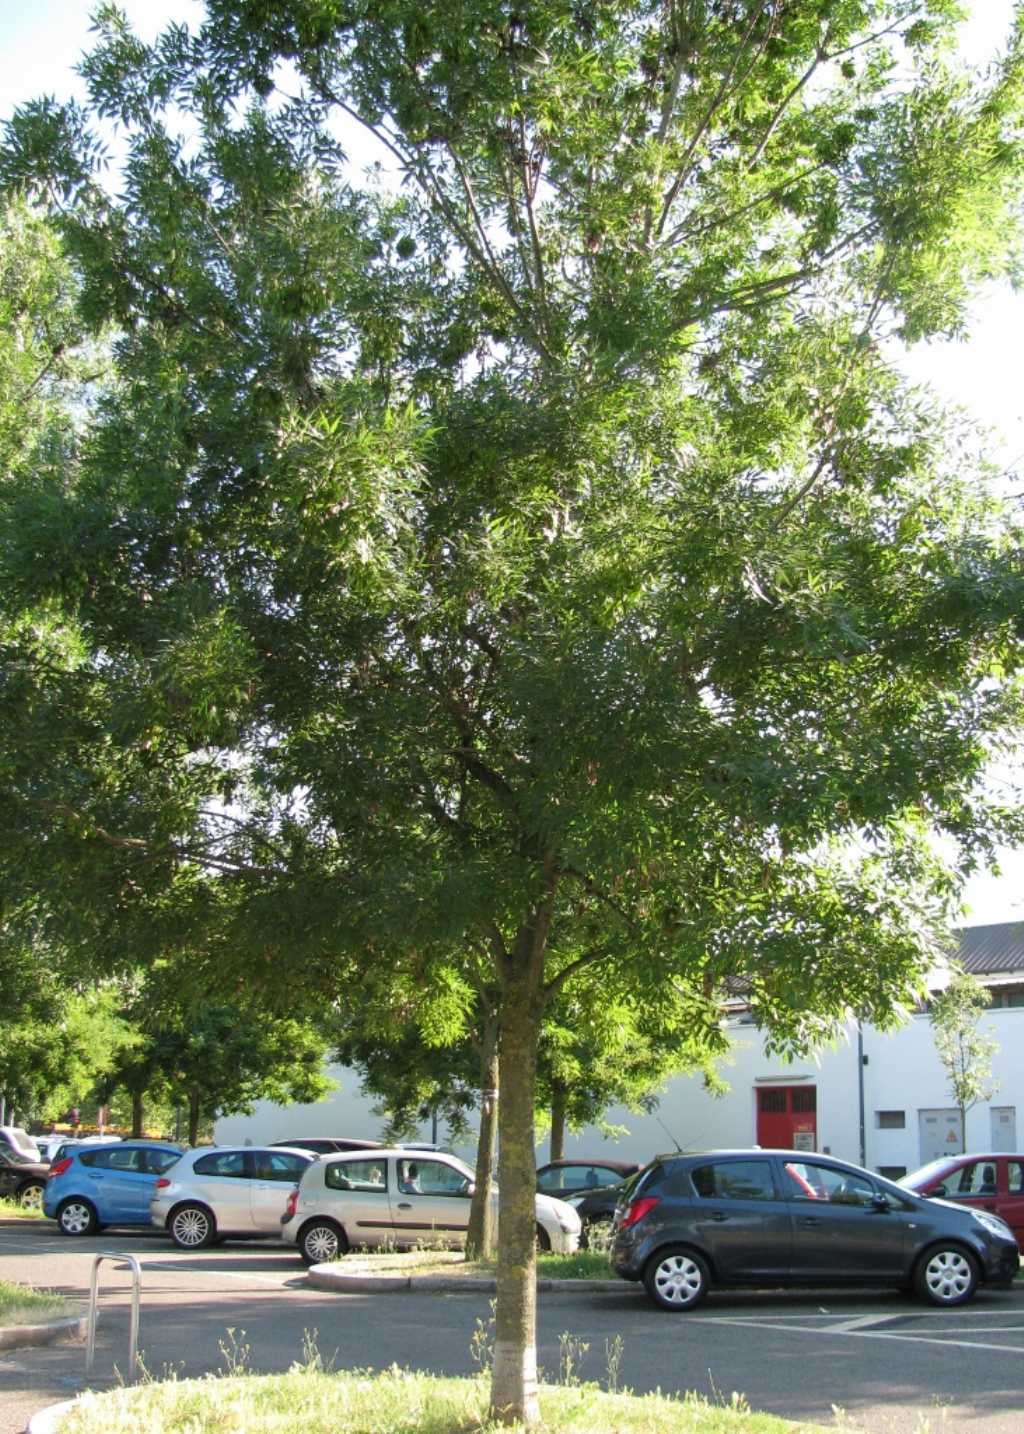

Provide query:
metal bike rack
left=86, top=1253, right=142, bottom=1383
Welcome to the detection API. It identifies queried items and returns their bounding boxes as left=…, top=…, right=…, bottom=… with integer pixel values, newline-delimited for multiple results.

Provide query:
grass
left=336, top=1249, right=614, bottom=1281
left=0, top=1196, right=46, bottom=1219
left=54, top=1367, right=832, bottom=1433
left=0, top=1277, right=71, bottom=1328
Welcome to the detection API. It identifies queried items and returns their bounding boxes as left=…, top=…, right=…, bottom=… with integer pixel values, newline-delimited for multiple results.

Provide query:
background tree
left=929, top=966, right=1000, bottom=1152
left=3, top=3, right=1024, bottom=1423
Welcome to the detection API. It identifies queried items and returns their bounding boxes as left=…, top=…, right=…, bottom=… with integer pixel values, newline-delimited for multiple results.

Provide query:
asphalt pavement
left=2, top=1223, right=1023, bottom=1434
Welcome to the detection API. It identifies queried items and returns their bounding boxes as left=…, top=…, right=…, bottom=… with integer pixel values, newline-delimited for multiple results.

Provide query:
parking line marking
left=704, top=1315, right=1023, bottom=1354
left=827, top=1314, right=895, bottom=1333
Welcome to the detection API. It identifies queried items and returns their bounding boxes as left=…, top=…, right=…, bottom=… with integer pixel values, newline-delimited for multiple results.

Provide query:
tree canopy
left=3, top=1, right=1024, bottom=1421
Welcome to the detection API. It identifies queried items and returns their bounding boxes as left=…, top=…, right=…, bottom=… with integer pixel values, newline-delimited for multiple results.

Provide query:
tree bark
left=466, top=1007, right=499, bottom=1260
left=188, top=1088, right=200, bottom=1147
left=549, top=1082, right=566, bottom=1162
left=131, top=1090, right=144, bottom=1138
left=489, top=916, right=549, bottom=1426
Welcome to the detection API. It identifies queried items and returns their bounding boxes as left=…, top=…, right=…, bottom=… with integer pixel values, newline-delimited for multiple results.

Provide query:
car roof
left=186, top=1144, right=314, bottom=1156
left=539, top=1157, right=640, bottom=1170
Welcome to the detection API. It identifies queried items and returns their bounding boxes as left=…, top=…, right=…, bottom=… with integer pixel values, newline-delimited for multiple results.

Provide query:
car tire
left=299, top=1219, right=347, bottom=1266
left=535, top=1222, right=552, bottom=1252
left=915, top=1244, right=979, bottom=1307
left=643, top=1246, right=711, bottom=1311
left=18, top=1181, right=45, bottom=1212
left=169, top=1203, right=216, bottom=1249
left=57, top=1198, right=98, bottom=1237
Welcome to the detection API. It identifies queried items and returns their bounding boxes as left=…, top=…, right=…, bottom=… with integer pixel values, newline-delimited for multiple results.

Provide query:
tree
left=3, top=3, right=1024, bottom=1422
left=929, top=966, right=1000, bottom=1152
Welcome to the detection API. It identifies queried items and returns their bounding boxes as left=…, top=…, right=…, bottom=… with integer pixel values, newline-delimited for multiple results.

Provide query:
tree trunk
left=188, top=1088, right=200, bottom=1147
left=549, top=1082, right=566, bottom=1162
left=466, top=1007, right=499, bottom=1261
left=131, top=1090, right=144, bottom=1138
left=489, top=922, right=548, bottom=1427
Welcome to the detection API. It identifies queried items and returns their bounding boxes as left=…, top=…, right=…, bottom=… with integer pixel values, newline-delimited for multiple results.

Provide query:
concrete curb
left=306, top=1264, right=623, bottom=1295
left=0, top=1217, right=48, bottom=1227
left=27, top=1398, right=79, bottom=1434
left=0, top=1314, right=87, bottom=1351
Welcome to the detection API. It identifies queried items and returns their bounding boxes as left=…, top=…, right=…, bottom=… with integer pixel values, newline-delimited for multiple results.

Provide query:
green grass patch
left=0, top=1197, right=46, bottom=1219
left=54, top=1367, right=831, bottom=1433
left=337, top=1250, right=613, bottom=1281
left=0, top=1277, right=70, bottom=1328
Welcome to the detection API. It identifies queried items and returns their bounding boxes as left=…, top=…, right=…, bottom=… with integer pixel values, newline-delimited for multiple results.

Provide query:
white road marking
left=704, top=1315, right=1024, bottom=1354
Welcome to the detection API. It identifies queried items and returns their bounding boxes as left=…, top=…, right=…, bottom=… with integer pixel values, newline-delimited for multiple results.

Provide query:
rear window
left=691, top=1160, right=776, bottom=1201
left=193, top=1150, right=247, bottom=1178
left=80, top=1147, right=143, bottom=1172
left=325, top=1158, right=387, bottom=1192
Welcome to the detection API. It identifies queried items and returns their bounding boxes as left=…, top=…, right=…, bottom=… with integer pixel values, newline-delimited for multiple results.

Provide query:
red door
left=756, top=1086, right=817, bottom=1151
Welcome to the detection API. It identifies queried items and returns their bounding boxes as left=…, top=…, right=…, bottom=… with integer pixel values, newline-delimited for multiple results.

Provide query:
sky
left=1, top=1, right=1023, bottom=927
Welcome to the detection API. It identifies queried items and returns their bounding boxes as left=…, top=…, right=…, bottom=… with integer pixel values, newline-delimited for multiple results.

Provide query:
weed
left=557, top=1331, right=590, bottom=1387
left=218, top=1327, right=251, bottom=1376
left=604, top=1333, right=625, bottom=1393
left=469, top=1298, right=496, bottom=1372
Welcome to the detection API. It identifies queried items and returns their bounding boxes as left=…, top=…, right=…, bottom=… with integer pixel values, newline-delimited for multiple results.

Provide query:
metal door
left=756, top=1085, right=817, bottom=1151
left=918, top=1108, right=961, bottom=1164
left=990, top=1107, right=1017, bottom=1152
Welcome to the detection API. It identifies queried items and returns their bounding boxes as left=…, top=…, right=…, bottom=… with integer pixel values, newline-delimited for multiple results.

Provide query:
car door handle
left=397, top=1202, right=413, bottom=1210
left=710, top=1212, right=728, bottom=1222
left=799, top=1217, right=821, bottom=1227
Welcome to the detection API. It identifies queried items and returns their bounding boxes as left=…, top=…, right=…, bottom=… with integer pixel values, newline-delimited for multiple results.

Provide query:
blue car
left=44, top=1140, right=183, bottom=1235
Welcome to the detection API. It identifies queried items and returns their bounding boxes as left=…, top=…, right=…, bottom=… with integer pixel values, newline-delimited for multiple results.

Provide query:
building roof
left=956, top=921, right=1024, bottom=976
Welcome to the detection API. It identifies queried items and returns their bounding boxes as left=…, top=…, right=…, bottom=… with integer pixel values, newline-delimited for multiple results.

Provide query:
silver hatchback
left=282, top=1147, right=581, bottom=1264
left=150, top=1145, right=314, bottom=1248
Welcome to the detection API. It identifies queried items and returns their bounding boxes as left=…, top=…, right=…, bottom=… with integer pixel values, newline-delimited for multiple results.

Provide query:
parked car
left=899, top=1154, right=1024, bottom=1244
left=0, top=1126, right=42, bottom=1162
left=151, top=1145, right=315, bottom=1248
left=270, top=1137, right=382, bottom=1155
left=44, top=1141, right=183, bottom=1235
left=609, top=1149, right=1020, bottom=1311
left=536, top=1158, right=642, bottom=1197
left=282, top=1148, right=582, bottom=1264
left=44, top=1135, right=122, bottom=1166
left=0, top=1147, right=50, bottom=1210
left=562, top=1181, right=626, bottom=1245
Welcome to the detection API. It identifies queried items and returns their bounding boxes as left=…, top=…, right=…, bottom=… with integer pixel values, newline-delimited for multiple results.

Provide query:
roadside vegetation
left=336, top=1249, right=613, bottom=1281
left=0, top=1278, right=69, bottom=1327
left=0, top=1198, right=45, bottom=1219
left=55, top=1368, right=829, bottom=1434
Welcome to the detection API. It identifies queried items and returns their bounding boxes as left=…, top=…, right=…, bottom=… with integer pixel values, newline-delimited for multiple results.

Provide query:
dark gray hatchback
left=610, top=1149, right=1020, bottom=1311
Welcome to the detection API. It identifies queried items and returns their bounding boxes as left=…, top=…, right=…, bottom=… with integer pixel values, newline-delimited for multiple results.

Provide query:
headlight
left=973, top=1210, right=1013, bottom=1238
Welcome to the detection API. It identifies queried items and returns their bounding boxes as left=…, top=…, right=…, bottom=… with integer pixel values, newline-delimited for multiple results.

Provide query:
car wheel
left=643, top=1247, right=711, bottom=1311
left=535, top=1222, right=552, bottom=1253
left=299, top=1219, right=347, bottom=1265
left=915, top=1245, right=979, bottom=1307
left=169, top=1203, right=216, bottom=1249
left=18, top=1182, right=45, bottom=1212
left=57, top=1198, right=98, bottom=1237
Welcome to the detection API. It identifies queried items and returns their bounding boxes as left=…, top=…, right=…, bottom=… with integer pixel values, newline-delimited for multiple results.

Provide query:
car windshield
left=1, top=1146, right=35, bottom=1165
left=898, top=1160, right=955, bottom=1189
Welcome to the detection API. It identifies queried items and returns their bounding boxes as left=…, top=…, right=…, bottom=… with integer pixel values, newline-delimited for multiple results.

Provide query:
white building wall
left=215, top=1008, right=1024, bottom=1175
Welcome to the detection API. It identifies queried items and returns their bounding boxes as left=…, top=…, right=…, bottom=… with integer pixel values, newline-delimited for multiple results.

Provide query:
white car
left=150, top=1144, right=315, bottom=1248
left=281, top=1148, right=581, bottom=1264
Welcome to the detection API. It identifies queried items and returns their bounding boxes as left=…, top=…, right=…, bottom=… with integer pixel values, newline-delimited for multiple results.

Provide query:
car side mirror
left=870, top=1194, right=890, bottom=1213
left=462, top=1181, right=475, bottom=1197
left=930, top=1184, right=946, bottom=1198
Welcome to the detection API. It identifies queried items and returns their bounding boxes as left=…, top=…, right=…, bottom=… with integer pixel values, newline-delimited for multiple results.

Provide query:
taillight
left=285, top=1187, right=299, bottom=1219
left=154, top=1178, right=171, bottom=1189
left=619, top=1195, right=660, bottom=1230
left=48, top=1158, right=72, bottom=1179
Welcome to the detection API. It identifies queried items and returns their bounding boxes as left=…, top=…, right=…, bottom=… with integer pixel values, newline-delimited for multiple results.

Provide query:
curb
left=0, top=1315, right=87, bottom=1351
left=0, top=1217, right=48, bottom=1227
left=27, top=1398, right=80, bottom=1434
left=306, top=1265, right=623, bottom=1295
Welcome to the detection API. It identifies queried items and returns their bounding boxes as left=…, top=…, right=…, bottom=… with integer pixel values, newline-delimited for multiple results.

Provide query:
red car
left=900, top=1154, right=1024, bottom=1245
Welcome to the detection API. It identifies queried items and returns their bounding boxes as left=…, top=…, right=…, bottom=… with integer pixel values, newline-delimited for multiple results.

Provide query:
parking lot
left=1, top=1222, right=1022, bottom=1434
